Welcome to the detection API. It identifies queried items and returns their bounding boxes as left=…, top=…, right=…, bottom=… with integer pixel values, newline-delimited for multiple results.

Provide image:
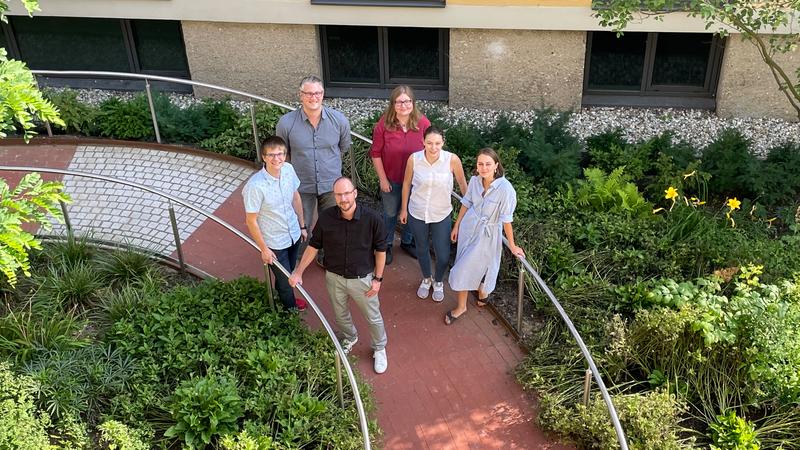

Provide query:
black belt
left=337, top=272, right=371, bottom=279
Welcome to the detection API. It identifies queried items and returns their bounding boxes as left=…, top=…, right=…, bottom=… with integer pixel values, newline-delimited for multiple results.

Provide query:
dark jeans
left=407, top=214, right=451, bottom=282
left=271, top=239, right=300, bottom=309
left=381, top=181, right=414, bottom=247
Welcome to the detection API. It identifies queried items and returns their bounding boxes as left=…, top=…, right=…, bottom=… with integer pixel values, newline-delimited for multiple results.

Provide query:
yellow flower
left=683, top=170, right=696, bottom=180
left=653, top=207, right=665, bottom=214
left=664, top=187, right=679, bottom=200
left=727, top=197, right=741, bottom=211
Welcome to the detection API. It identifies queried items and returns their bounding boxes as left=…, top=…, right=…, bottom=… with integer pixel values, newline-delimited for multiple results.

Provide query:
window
left=311, top=0, right=444, bottom=7
left=2, top=16, right=191, bottom=90
left=320, top=25, right=448, bottom=100
left=583, top=31, right=724, bottom=108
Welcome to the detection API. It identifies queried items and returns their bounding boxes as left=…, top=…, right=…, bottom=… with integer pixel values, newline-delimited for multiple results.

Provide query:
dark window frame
left=311, top=0, right=444, bottom=7
left=582, top=31, right=725, bottom=109
left=1, top=16, right=191, bottom=91
left=319, top=25, right=449, bottom=100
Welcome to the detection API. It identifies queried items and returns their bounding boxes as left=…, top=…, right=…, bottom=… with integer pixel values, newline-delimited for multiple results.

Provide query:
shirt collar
left=300, top=106, right=329, bottom=123
left=336, top=203, right=362, bottom=221
left=422, top=150, right=445, bottom=166
left=262, top=166, right=280, bottom=182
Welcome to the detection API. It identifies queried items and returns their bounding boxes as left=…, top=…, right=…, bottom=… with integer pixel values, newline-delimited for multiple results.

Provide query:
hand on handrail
left=261, top=248, right=276, bottom=265
left=508, top=244, right=525, bottom=258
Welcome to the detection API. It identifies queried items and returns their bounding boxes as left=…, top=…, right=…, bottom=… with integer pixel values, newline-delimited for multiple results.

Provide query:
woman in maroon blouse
left=370, top=85, right=431, bottom=265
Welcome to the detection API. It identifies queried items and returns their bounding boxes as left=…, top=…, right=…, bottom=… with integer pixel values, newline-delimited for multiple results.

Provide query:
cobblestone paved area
left=51, top=145, right=253, bottom=254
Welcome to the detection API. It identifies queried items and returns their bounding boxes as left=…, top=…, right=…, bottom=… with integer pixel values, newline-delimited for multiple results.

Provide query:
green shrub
left=35, top=261, right=107, bottom=310
left=157, top=97, right=241, bottom=144
left=586, top=128, right=650, bottom=181
left=515, top=111, right=582, bottom=191
left=199, top=103, right=284, bottom=159
left=563, top=167, right=652, bottom=218
left=96, top=96, right=155, bottom=140
left=98, top=420, right=152, bottom=450
left=97, top=247, right=158, bottom=287
left=760, top=142, right=800, bottom=207
left=43, top=235, right=96, bottom=270
left=701, top=129, right=762, bottom=200
left=0, top=362, right=52, bottom=450
left=710, top=410, right=760, bottom=450
left=165, top=373, right=243, bottom=449
left=43, top=89, right=97, bottom=135
left=0, top=310, right=89, bottom=364
left=537, top=390, right=689, bottom=450
left=22, top=345, right=136, bottom=422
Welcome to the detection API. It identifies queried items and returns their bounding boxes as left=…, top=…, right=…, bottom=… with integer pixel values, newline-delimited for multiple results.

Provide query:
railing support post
left=516, top=261, right=525, bottom=332
left=583, top=368, right=592, bottom=407
left=59, top=200, right=72, bottom=238
left=262, top=264, right=277, bottom=311
left=144, top=79, right=162, bottom=144
left=33, top=76, right=54, bottom=137
left=250, top=102, right=260, bottom=166
left=167, top=201, right=185, bottom=274
left=335, top=351, right=345, bottom=409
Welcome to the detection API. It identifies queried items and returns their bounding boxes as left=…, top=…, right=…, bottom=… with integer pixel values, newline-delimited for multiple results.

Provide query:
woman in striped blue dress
left=445, top=148, right=524, bottom=325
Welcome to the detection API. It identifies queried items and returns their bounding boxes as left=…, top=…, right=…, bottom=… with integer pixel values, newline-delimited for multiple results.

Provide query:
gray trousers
left=301, top=191, right=337, bottom=232
left=324, top=271, right=387, bottom=351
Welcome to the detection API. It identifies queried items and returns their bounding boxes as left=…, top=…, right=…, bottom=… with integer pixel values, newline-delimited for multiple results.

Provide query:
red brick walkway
left=0, top=140, right=571, bottom=450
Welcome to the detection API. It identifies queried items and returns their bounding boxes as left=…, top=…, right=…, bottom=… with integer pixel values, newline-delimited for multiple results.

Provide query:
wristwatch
left=373, top=274, right=384, bottom=282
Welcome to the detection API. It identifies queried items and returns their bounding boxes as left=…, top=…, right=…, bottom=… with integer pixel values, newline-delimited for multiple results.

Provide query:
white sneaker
left=373, top=349, right=388, bottom=374
left=432, top=282, right=445, bottom=302
left=416, top=278, right=432, bottom=299
left=341, top=337, right=358, bottom=355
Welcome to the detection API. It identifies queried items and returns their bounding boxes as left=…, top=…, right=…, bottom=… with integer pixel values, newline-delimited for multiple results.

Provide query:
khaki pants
left=324, top=271, right=387, bottom=351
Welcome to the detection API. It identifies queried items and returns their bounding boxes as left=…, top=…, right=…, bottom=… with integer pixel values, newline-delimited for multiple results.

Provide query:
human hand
left=450, top=227, right=459, bottom=243
left=510, top=245, right=525, bottom=258
left=380, top=179, right=392, bottom=193
left=365, top=279, right=381, bottom=297
left=300, top=229, right=308, bottom=242
left=288, top=271, right=303, bottom=287
left=399, top=211, right=407, bottom=224
left=261, top=248, right=276, bottom=265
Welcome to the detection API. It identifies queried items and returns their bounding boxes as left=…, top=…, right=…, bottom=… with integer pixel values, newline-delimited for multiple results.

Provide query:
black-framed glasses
left=394, top=99, right=413, bottom=106
left=264, top=152, right=286, bottom=159
left=301, top=91, right=324, bottom=98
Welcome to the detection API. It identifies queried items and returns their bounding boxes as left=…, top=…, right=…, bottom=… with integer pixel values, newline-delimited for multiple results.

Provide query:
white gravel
left=62, top=88, right=800, bottom=155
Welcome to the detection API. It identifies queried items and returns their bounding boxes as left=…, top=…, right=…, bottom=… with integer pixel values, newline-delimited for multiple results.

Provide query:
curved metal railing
left=29, top=70, right=627, bottom=448
left=0, top=165, right=372, bottom=450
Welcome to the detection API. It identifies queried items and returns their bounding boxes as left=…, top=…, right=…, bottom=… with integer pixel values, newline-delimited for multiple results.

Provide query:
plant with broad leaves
left=0, top=172, right=70, bottom=286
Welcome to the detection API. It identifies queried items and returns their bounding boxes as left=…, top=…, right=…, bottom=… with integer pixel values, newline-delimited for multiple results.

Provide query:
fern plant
left=565, top=167, right=651, bottom=217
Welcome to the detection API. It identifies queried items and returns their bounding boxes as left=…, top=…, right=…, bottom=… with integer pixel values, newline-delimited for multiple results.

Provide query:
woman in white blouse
left=399, top=126, right=467, bottom=302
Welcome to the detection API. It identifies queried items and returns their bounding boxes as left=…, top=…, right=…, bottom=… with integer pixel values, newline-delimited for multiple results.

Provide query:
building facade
left=6, top=0, right=799, bottom=120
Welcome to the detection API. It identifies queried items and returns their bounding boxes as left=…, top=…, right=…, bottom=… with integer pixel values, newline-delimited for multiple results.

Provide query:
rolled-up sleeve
left=461, top=177, right=478, bottom=209
left=339, top=113, right=352, bottom=153
left=499, top=183, right=517, bottom=223
left=372, top=215, right=388, bottom=252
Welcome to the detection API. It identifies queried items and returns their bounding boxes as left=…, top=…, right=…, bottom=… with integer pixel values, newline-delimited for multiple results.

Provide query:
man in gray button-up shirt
left=276, top=75, right=352, bottom=239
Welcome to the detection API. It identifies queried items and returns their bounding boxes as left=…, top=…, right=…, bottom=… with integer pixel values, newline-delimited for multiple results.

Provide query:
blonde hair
left=381, top=85, right=423, bottom=132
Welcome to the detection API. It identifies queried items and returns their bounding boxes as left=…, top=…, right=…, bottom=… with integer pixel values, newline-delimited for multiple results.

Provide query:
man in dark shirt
left=288, top=177, right=389, bottom=374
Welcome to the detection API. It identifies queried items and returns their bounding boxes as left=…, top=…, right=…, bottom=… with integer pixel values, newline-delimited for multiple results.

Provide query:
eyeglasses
left=333, top=189, right=356, bottom=199
left=394, top=99, right=413, bottom=106
left=301, top=91, right=324, bottom=98
left=264, top=152, right=285, bottom=159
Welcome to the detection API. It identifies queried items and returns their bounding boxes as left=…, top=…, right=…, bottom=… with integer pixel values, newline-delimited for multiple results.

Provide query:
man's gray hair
left=299, top=75, right=323, bottom=90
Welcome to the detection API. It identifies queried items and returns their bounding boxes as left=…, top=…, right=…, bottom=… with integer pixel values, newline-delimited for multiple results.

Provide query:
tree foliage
left=0, top=0, right=64, bottom=141
left=0, top=173, right=69, bottom=286
left=594, top=0, right=800, bottom=119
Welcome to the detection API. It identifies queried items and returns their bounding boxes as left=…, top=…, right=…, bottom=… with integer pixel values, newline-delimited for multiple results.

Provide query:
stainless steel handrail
left=0, top=165, right=372, bottom=450
left=30, top=70, right=373, bottom=144
left=451, top=191, right=629, bottom=449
